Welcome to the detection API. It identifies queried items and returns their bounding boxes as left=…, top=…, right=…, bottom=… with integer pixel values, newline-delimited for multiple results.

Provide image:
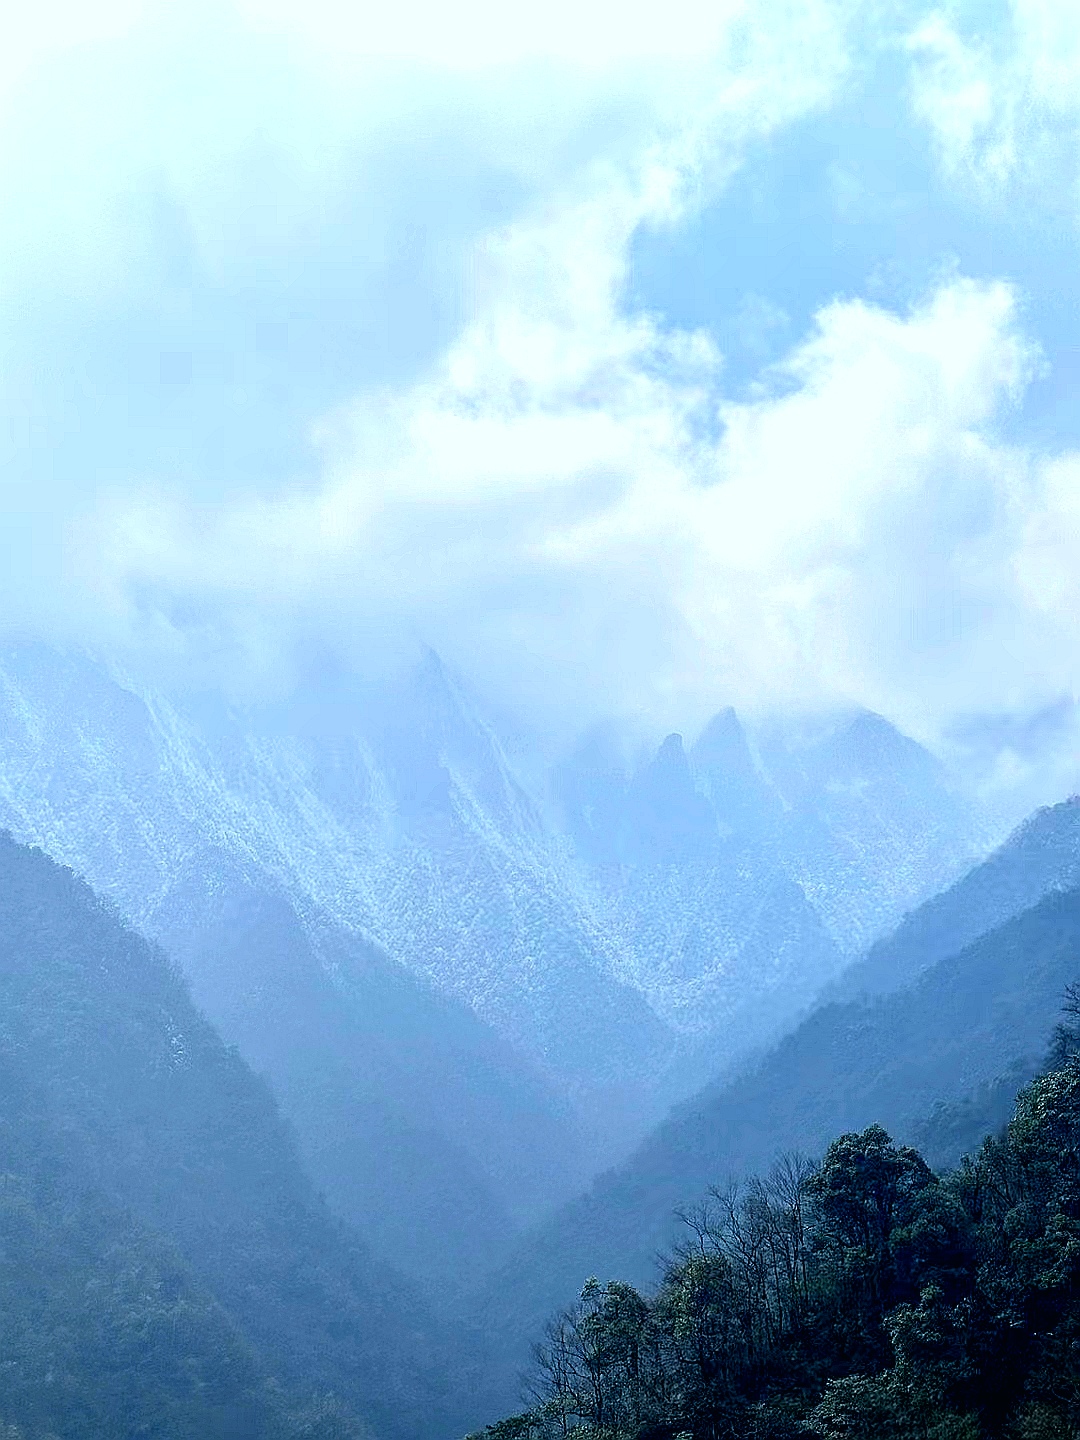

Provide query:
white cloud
left=3, top=0, right=855, bottom=650
left=8, top=0, right=1080, bottom=820
left=97, top=232, right=1062, bottom=764
left=909, top=2, right=1080, bottom=201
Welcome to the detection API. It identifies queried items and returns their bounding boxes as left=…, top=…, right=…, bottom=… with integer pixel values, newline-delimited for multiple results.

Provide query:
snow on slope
left=0, top=643, right=989, bottom=1114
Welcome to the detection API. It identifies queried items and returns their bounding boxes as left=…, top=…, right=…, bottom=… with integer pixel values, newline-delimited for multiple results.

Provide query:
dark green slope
left=474, top=1059, right=1080, bottom=1440
left=834, top=794, right=1080, bottom=1000
left=0, top=1048, right=302, bottom=1440
left=0, top=833, right=457, bottom=1440
left=468, top=880, right=1080, bottom=1422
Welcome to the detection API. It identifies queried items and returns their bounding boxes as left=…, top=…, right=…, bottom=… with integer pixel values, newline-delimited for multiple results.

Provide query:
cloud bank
left=3, top=0, right=1080, bottom=813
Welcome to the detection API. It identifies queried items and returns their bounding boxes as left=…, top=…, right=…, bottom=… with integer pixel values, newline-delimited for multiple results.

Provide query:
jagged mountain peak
left=377, top=648, right=543, bottom=836
left=690, top=706, right=782, bottom=839
left=692, top=706, right=751, bottom=768
left=636, top=732, right=695, bottom=791
left=838, top=708, right=943, bottom=778
left=655, top=731, right=688, bottom=764
left=759, top=707, right=939, bottom=795
left=623, top=731, right=717, bottom=865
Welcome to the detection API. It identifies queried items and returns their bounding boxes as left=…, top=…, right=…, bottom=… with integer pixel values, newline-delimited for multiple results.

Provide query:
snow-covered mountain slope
left=0, top=646, right=610, bottom=1288
left=0, top=643, right=990, bottom=1153
left=555, top=730, right=840, bottom=1037
left=551, top=708, right=985, bottom=1064
left=761, top=709, right=990, bottom=954
left=0, top=646, right=667, bottom=1097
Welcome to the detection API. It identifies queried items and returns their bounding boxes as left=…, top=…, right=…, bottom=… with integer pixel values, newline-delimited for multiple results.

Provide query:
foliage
left=0, top=834, right=455, bottom=1439
left=472, top=1050, right=1080, bottom=1440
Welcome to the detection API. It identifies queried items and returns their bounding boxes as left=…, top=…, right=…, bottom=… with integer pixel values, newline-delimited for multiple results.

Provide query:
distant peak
left=653, top=733, right=690, bottom=772
left=848, top=709, right=900, bottom=739
left=691, top=706, right=759, bottom=779
left=417, top=645, right=448, bottom=682
left=694, top=707, right=746, bottom=751
left=844, top=710, right=930, bottom=763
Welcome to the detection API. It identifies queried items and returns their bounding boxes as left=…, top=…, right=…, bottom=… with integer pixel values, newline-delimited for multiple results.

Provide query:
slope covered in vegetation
left=834, top=797, right=1080, bottom=1002
left=0, top=833, right=461, bottom=1440
left=469, top=878, right=1080, bottom=1410
left=472, top=1042, right=1080, bottom=1439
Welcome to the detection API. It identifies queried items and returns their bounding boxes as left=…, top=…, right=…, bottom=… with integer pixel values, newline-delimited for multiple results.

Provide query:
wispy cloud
left=909, top=2, right=1080, bottom=201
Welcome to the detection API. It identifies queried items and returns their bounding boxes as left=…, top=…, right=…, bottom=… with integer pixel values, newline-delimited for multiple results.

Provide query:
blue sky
left=3, top=0, right=1080, bottom=814
left=632, top=22, right=1080, bottom=445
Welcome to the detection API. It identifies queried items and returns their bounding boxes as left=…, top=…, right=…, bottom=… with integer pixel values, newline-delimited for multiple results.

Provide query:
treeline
left=473, top=1018, right=1080, bottom=1438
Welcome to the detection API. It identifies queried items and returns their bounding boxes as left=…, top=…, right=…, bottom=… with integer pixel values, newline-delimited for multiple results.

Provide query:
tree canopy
left=472, top=1051, right=1080, bottom=1440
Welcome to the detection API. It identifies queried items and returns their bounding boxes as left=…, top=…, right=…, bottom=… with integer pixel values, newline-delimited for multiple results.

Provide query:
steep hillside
left=0, top=1045, right=307, bottom=1440
left=0, top=645, right=602, bottom=1284
left=554, top=709, right=984, bottom=1061
left=0, top=834, right=462, bottom=1440
left=0, top=642, right=674, bottom=1109
left=835, top=794, right=1080, bottom=1000
left=558, top=730, right=843, bottom=1044
left=0, top=645, right=986, bottom=1104
left=759, top=709, right=984, bottom=951
left=157, top=867, right=586, bottom=1285
left=469, top=882, right=1080, bottom=1420
left=472, top=1061, right=1080, bottom=1440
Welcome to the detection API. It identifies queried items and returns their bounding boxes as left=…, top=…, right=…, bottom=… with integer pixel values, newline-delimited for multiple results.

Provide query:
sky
left=4, top=0, right=1080, bottom=813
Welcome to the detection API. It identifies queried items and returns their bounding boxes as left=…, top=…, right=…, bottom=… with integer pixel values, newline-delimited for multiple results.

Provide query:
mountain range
left=0, top=642, right=990, bottom=1296
left=4, top=643, right=1080, bottom=1437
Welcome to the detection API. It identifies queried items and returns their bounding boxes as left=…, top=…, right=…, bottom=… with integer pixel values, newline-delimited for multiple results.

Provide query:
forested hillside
left=0, top=834, right=464, bottom=1440
left=467, top=875, right=1080, bottom=1416
left=835, top=796, right=1080, bottom=1001
left=470, top=1049, right=1080, bottom=1439
left=0, top=1044, right=301, bottom=1440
